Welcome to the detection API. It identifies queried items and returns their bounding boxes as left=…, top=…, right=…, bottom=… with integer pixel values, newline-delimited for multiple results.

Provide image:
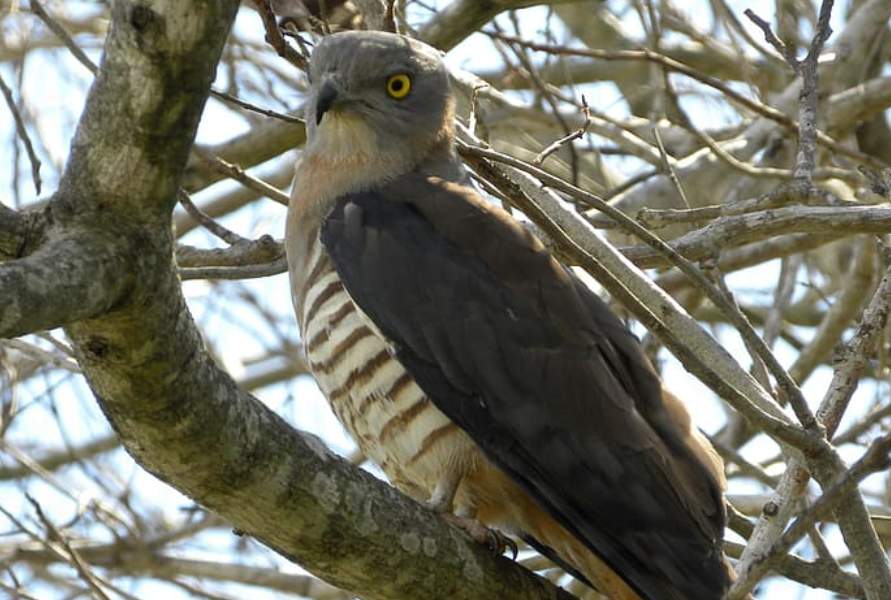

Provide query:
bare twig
left=746, top=2, right=834, bottom=184
left=820, top=250, right=891, bottom=438
left=0, top=74, right=41, bottom=195
left=29, top=0, right=98, bottom=75
left=210, top=89, right=304, bottom=125
left=177, top=190, right=245, bottom=245
left=742, top=9, right=799, bottom=67
left=194, top=154, right=291, bottom=207
left=0, top=435, right=118, bottom=481
left=250, top=0, right=308, bottom=70
left=623, top=205, right=891, bottom=268
left=652, top=127, right=690, bottom=209
left=0, top=582, right=43, bottom=600
left=26, top=496, right=112, bottom=600
left=533, top=96, right=592, bottom=166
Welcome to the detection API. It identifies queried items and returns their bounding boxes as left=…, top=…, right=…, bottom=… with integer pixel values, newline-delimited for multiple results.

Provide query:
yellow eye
left=386, top=73, right=412, bottom=99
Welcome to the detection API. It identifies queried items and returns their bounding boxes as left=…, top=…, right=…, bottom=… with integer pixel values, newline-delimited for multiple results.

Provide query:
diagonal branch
left=0, top=73, right=42, bottom=195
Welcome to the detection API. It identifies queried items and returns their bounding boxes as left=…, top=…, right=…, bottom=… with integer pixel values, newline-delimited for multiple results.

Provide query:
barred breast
left=297, top=236, right=478, bottom=500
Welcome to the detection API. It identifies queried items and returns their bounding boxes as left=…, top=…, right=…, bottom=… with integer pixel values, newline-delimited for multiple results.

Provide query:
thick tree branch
left=0, top=232, right=134, bottom=339
left=56, top=2, right=237, bottom=218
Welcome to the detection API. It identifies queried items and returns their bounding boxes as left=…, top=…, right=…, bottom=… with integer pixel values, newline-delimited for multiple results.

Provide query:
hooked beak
left=315, top=80, right=339, bottom=125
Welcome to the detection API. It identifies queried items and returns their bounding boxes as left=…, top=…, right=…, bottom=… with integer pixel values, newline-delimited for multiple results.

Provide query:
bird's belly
left=301, top=264, right=476, bottom=500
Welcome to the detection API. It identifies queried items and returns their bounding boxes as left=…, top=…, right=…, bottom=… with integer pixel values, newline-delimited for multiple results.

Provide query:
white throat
left=292, top=111, right=409, bottom=206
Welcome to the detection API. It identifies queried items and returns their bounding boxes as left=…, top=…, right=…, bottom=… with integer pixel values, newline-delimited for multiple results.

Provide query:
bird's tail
left=520, top=506, right=642, bottom=600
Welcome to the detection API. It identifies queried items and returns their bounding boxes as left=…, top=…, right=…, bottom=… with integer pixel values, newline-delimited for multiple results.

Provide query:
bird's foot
left=441, top=513, right=518, bottom=560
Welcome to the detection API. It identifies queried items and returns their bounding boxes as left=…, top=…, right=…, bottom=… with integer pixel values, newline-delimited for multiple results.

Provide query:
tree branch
left=0, top=435, right=119, bottom=482
left=0, top=233, right=134, bottom=339
left=622, top=205, right=891, bottom=268
left=418, top=1, right=582, bottom=51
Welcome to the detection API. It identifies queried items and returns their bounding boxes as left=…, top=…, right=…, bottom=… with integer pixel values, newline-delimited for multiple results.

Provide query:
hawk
left=285, top=31, right=731, bottom=600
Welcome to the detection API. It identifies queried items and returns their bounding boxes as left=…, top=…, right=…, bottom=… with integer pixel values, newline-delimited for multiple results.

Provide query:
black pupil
left=391, top=78, right=404, bottom=91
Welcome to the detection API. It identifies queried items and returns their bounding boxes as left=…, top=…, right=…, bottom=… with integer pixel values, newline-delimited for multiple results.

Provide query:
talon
left=442, top=513, right=516, bottom=558
left=485, top=528, right=518, bottom=559
left=505, top=536, right=519, bottom=560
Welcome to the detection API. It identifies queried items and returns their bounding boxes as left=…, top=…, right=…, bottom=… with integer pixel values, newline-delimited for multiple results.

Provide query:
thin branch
left=29, top=0, right=99, bottom=75
left=209, top=89, right=304, bottom=125
left=250, top=0, right=308, bottom=70
left=194, top=154, right=290, bottom=206
left=742, top=9, right=799, bottom=67
left=178, top=255, right=288, bottom=281
left=652, top=127, right=690, bottom=209
left=820, top=249, right=891, bottom=438
left=0, top=435, right=119, bottom=481
left=175, top=237, right=284, bottom=269
left=26, top=496, right=112, bottom=600
left=533, top=96, right=591, bottom=166
left=177, top=190, right=245, bottom=245
left=10, top=546, right=351, bottom=600
left=623, top=205, right=891, bottom=269
left=0, top=73, right=41, bottom=195
left=0, top=582, right=43, bottom=600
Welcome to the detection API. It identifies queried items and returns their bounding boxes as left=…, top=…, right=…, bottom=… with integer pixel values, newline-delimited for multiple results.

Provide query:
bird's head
left=303, top=31, right=455, bottom=167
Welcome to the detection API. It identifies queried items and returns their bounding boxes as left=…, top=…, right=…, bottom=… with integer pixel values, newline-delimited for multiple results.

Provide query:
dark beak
left=315, top=80, right=338, bottom=125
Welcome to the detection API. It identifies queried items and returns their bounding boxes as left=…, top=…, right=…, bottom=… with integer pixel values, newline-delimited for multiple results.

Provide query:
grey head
left=304, top=31, right=457, bottom=170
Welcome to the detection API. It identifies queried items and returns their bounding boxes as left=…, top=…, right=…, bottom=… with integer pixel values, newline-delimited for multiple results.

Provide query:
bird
left=285, top=30, right=731, bottom=600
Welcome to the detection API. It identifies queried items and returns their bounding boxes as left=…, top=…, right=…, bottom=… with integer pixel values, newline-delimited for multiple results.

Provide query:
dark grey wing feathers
left=320, top=174, right=729, bottom=600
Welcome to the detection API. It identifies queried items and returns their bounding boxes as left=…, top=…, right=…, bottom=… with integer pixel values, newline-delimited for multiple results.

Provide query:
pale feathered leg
left=424, top=470, right=517, bottom=558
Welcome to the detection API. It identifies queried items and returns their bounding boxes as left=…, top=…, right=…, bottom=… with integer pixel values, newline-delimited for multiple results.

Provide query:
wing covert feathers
left=320, top=173, right=730, bottom=600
